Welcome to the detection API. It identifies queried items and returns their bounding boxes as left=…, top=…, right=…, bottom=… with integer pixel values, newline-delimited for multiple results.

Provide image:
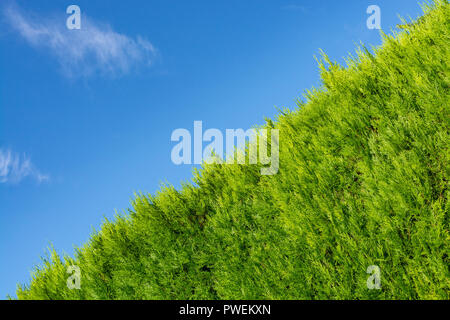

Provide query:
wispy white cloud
left=0, top=148, right=49, bottom=184
left=3, top=4, right=158, bottom=77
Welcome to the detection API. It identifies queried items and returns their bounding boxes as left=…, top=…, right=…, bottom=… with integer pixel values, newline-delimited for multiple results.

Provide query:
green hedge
left=16, top=0, right=449, bottom=300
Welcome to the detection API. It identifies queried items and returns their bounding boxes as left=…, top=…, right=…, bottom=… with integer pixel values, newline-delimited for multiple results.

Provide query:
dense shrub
left=17, top=0, right=449, bottom=300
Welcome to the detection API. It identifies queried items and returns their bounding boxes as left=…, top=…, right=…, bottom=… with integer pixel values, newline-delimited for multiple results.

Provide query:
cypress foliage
left=16, top=0, right=449, bottom=300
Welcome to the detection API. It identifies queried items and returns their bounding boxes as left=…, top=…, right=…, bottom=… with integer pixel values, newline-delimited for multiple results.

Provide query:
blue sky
left=0, top=0, right=424, bottom=299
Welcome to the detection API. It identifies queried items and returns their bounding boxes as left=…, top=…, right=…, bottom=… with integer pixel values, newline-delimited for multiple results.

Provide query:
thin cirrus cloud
left=3, top=4, right=158, bottom=77
left=0, top=148, right=49, bottom=184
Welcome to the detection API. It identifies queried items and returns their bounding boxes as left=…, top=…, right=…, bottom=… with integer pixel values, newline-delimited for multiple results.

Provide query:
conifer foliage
left=16, top=1, right=449, bottom=300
